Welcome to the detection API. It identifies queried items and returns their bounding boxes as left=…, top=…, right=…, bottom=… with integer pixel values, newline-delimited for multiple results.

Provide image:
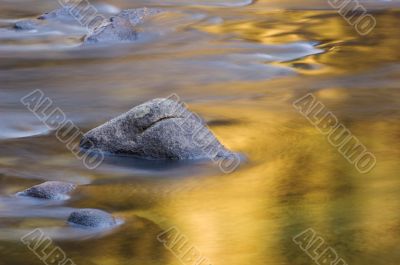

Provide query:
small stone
left=80, top=98, right=235, bottom=160
left=16, top=181, right=76, bottom=200
left=67, top=209, right=117, bottom=228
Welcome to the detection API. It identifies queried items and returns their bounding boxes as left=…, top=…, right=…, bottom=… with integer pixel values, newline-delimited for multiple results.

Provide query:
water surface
left=0, top=0, right=399, bottom=265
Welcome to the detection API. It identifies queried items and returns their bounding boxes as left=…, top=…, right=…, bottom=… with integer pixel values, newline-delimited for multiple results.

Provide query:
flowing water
left=0, top=0, right=399, bottom=264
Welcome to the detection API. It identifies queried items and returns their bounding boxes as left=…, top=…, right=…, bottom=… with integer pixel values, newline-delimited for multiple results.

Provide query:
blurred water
left=0, top=1, right=399, bottom=265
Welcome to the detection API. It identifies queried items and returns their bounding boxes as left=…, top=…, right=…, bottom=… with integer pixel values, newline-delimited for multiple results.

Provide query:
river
left=0, top=0, right=399, bottom=265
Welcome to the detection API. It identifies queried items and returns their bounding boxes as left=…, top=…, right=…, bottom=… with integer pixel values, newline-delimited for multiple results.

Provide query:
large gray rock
left=68, top=208, right=117, bottom=228
left=83, top=7, right=161, bottom=44
left=80, top=98, right=234, bottom=160
left=16, top=181, right=76, bottom=200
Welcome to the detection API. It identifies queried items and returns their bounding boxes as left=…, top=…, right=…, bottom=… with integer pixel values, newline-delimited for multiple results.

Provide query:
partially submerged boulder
left=13, top=6, right=161, bottom=45
left=80, top=98, right=234, bottom=160
left=16, top=181, right=76, bottom=200
left=13, top=3, right=119, bottom=31
left=68, top=208, right=117, bottom=228
left=83, top=7, right=161, bottom=44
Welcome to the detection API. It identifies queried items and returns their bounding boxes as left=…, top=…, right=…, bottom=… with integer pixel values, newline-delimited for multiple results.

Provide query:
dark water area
left=0, top=0, right=399, bottom=265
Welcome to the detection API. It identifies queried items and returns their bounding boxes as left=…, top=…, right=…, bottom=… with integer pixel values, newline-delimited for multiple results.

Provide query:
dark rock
left=80, top=98, right=234, bottom=160
left=83, top=7, right=161, bottom=44
left=16, top=181, right=76, bottom=200
left=67, top=208, right=117, bottom=228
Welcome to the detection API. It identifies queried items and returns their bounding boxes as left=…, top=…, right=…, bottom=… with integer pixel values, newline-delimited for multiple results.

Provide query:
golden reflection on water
left=159, top=96, right=398, bottom=265
left=0, top=4, right=399, bottom=265
left=75, top=83, right=399, bottom=265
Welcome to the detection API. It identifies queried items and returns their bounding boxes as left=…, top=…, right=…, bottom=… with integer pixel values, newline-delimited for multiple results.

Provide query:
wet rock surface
left=68, top=208, right=117, bottom=228
left=80, top=98, right=234, bottom=160
left=16, top=181, right=76, bottom=200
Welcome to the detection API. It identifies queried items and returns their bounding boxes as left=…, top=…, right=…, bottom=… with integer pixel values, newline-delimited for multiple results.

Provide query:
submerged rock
left=83, top=16, right=137, bottom=44
left=83, top=7, right=161, bottom=44
left=16, top=181, right=76, bottom=200
left=37, top=6, right=76, bottom=21
left=80, top=98, right=234, bottom=160
left=13, top=6, right=160, bottom=44
left=68, top=208, right=117, bottom=228
left=13, top=6, right=77, bottom=31
left=14, top=19, right=41, bottom=30
left=13, top=3, right=118, bottom=31
left=116, top=7, right=162, bottom=26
